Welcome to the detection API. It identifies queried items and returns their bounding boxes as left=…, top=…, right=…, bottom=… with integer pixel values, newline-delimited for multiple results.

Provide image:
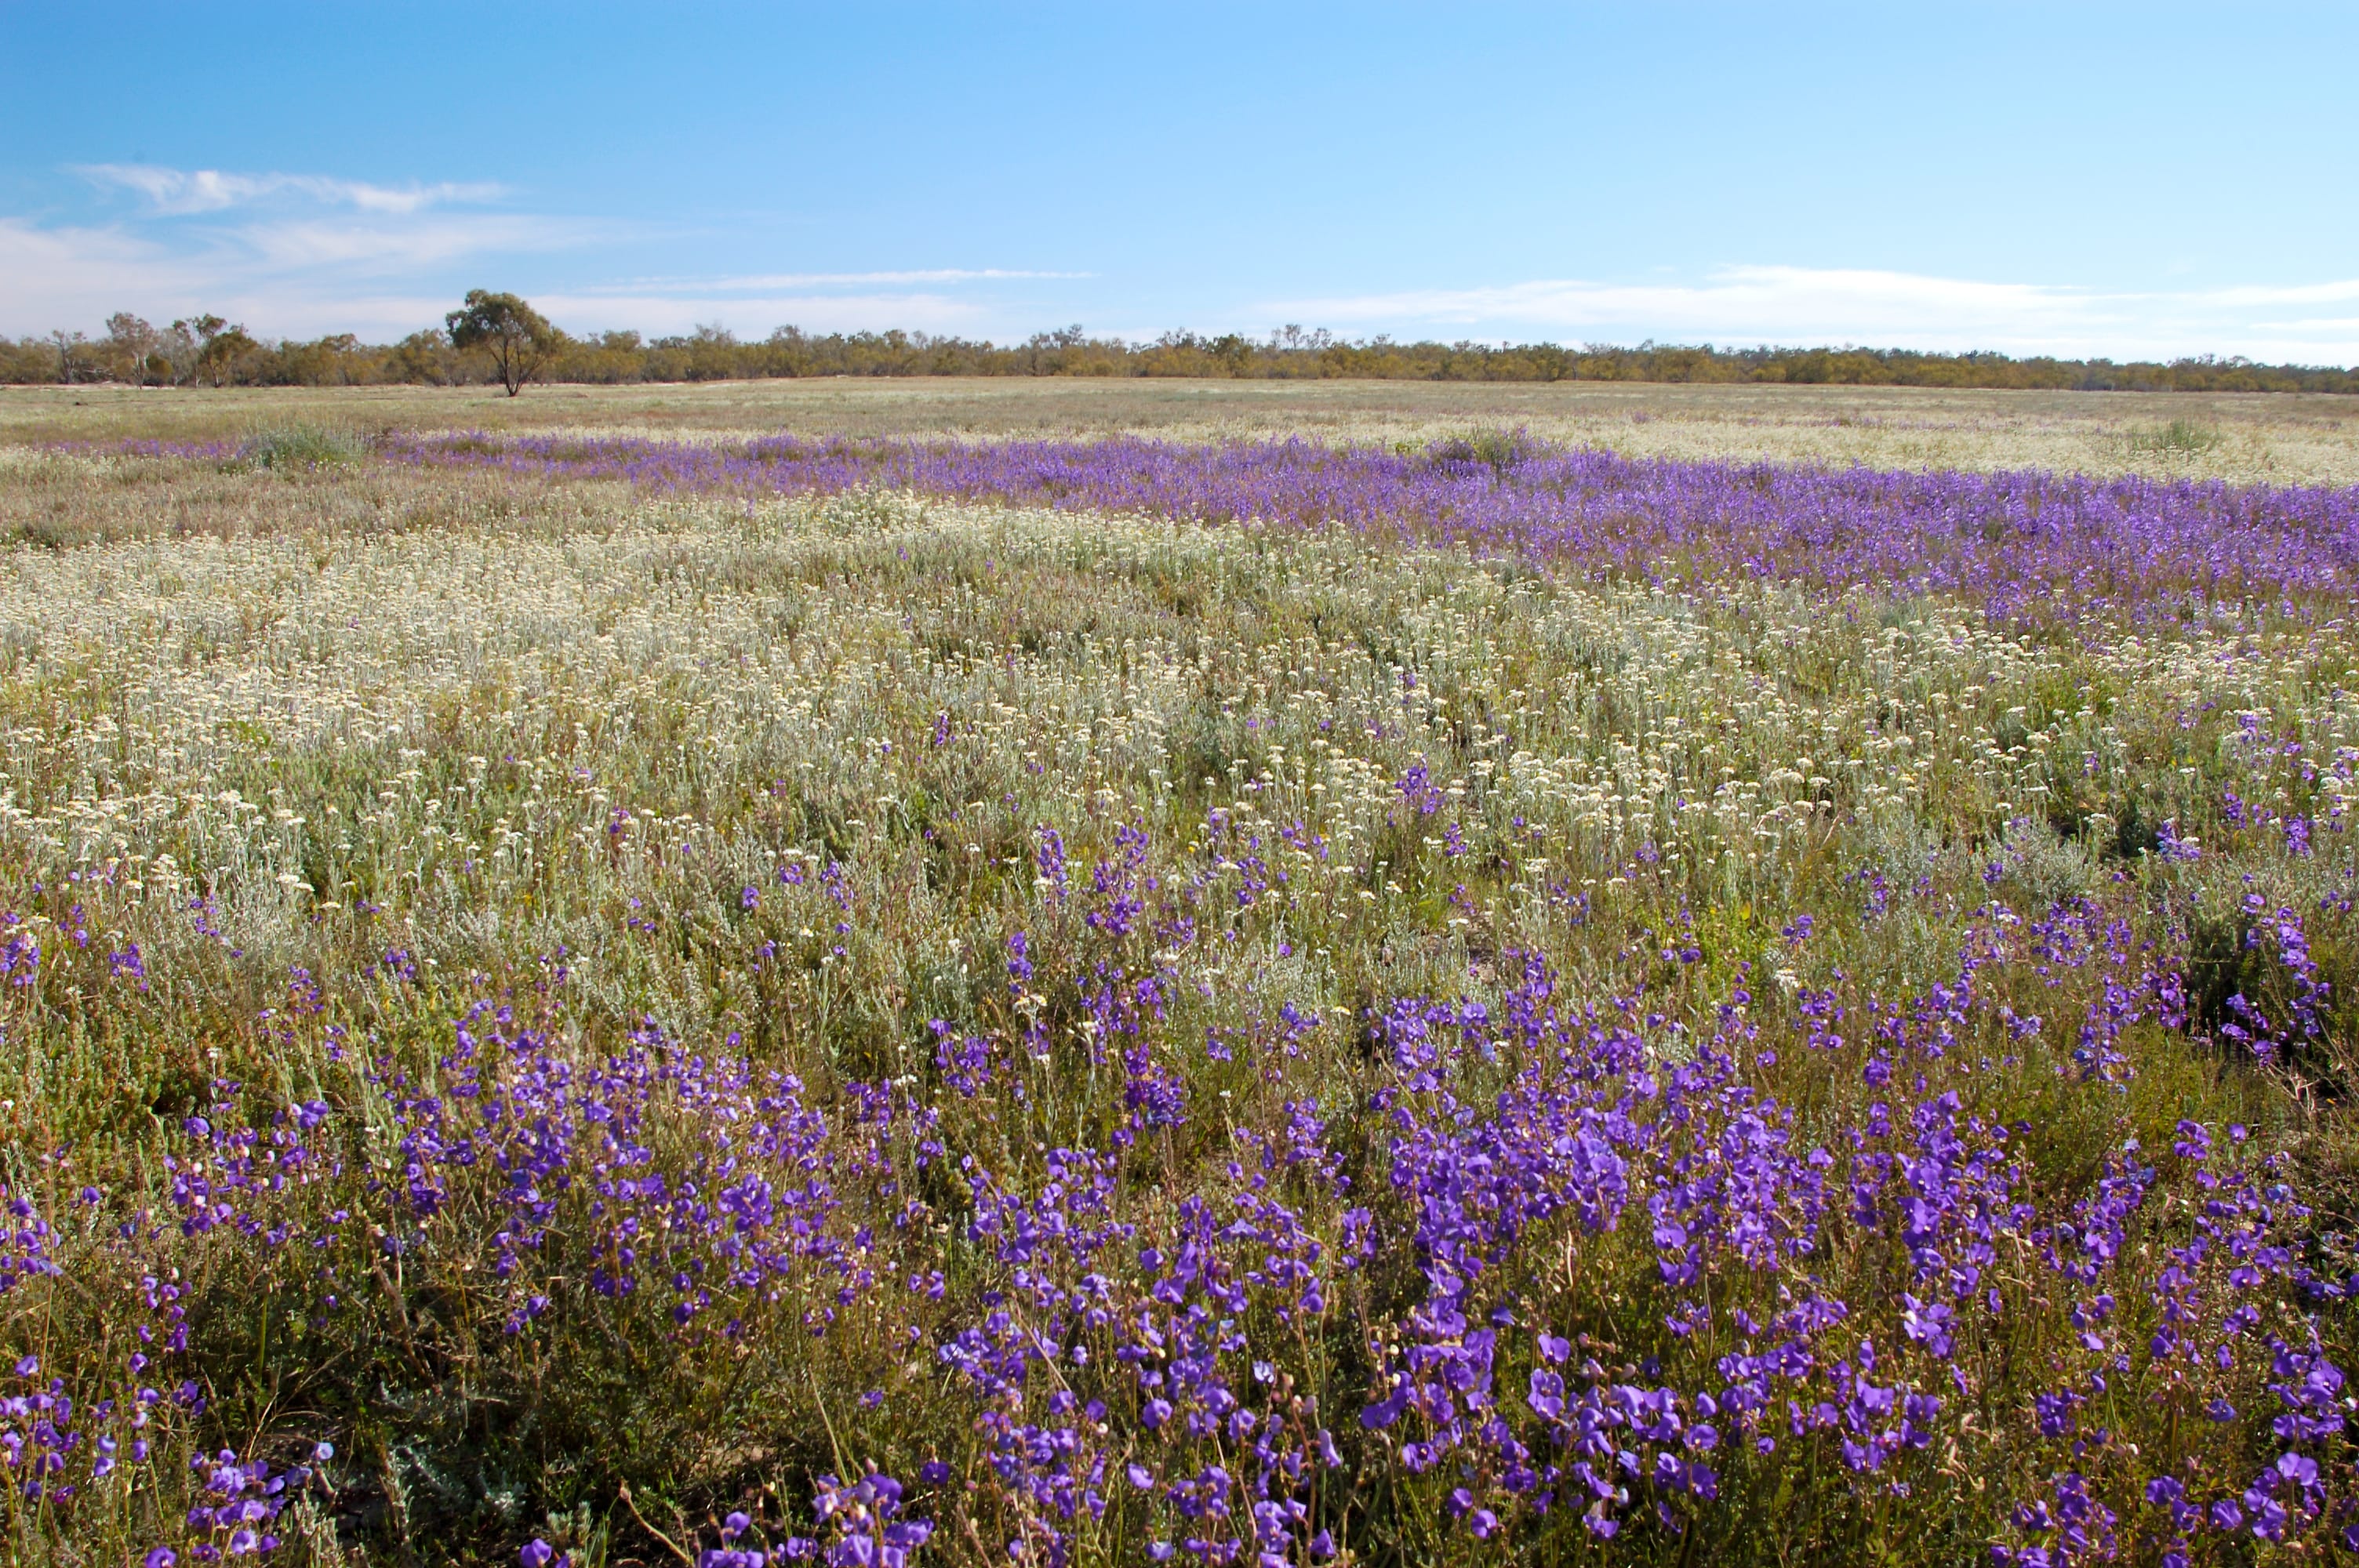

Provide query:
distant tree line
left=6, top=301, right=2355, bottom=393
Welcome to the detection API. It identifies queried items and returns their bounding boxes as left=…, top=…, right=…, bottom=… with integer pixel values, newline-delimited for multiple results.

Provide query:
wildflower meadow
left=4, top=417, right=2359, bottom=1566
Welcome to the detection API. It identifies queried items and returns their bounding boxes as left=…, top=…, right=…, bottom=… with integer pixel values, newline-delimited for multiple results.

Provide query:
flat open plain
left=2, top=383, right=2357, bottom=1566
left=9, top=376, right=2359, bottom=484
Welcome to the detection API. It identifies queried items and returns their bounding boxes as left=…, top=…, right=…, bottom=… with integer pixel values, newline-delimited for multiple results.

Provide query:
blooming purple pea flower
left=394, top=430, right=2359, bottom=622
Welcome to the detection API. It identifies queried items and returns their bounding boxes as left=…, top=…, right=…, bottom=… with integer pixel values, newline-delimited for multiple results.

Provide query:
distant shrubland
left=5, top=307, right=2356, bottom=392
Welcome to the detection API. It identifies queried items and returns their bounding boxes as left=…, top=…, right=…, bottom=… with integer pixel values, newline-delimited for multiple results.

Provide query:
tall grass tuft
left=231, top=422, right=370, bottom=471
left=1424, top=425, right=1546, bottom=475
left=2127, top=416, right=2224, bottom=457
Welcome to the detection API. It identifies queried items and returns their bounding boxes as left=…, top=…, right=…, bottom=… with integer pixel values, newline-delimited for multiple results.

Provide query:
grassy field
left=8, top=377, right=2359, bottom=484
left=1, top=398, right=2357, bottom=1566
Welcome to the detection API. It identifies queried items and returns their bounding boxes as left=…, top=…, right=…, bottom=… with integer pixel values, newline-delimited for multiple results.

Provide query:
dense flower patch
left=2, top=452, right=2357, bottom=1563
left=360, top=430, right=2359, bottom=623
left=7, top=873, right=2358, bottom=1563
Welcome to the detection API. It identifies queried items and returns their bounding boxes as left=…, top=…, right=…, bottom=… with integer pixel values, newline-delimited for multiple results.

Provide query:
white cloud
left=681, top=268, right=1089, bottom=289
left=0, top=164, right=608, bottom=337
left=531, top=291, right=994, bottom=337
left=0, top=214, right=577, bottom=339
left=2, top=163, right=1075, bottom=340
left=75, top=163, right=505, bottom=216
left=540, top=269, right=1092, bottom=336
left=235, top=216, right=610, bottom=274
left=558, top=270, right=1091, bottom=296
left=1267, top=265, right=2359, bottom=365
left=0, top=218, right=175, bottom=299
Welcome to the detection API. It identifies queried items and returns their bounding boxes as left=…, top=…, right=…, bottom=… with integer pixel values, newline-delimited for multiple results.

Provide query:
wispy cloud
left=685, top=268, right=1090, bottom=290
left=0, top=216, right=469, bottom=338
left=2, top=164, right=1084, bottom=339
left=234, top=216, right=612, bottom=274
left=0, top=163, right=619, bottom=336
left=1267, top=266, right=2359, bottom=364
left=565, top=267, right=1089, bottom=303
left=538, top=269, right=1089, bottom=336
left=75, top=163, right=505, bottom=216
left=531, top=290, right=995, bottom=337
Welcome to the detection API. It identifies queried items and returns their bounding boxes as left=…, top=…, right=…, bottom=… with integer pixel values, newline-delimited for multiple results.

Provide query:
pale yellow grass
left=5, top=378, right=2359, bottom=484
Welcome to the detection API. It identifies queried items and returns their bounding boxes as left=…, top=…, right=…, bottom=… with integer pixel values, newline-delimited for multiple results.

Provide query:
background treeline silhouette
left=8, top=312, right=2355, bottom=392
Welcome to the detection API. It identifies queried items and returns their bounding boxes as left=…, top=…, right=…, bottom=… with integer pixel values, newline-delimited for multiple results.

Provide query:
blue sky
left=3, top=2, right=2356, bottom=361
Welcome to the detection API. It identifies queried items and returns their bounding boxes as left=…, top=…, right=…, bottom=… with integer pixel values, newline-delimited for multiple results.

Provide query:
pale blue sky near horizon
left=3, top=2, right=2356, bottom=361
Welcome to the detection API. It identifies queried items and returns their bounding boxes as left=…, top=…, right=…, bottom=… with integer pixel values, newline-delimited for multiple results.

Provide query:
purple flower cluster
left=7, top=815, right=2359, bottom=1561
left=812, top=1472, right=932, bottom=1568
left=365, top=431, right=2359, bottom=622
left=0, top=1334, right=326, bottom=1563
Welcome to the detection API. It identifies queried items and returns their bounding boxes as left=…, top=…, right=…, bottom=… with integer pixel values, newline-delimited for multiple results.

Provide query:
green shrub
left=231, top=422, right=369, bottom=471
left=2127, top=417, right=2223, bottom=456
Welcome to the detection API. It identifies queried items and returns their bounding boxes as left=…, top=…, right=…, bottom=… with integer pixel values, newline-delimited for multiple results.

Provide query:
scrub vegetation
left=11, top=312, right=2359, bottom=394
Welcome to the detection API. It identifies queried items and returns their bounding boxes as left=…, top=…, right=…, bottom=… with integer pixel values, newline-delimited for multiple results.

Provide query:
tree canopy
left=445, top=290, right=564, bottom=397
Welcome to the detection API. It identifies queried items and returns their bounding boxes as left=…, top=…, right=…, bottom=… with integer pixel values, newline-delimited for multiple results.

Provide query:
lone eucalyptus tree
left=446, top=289, right=564, bottom=396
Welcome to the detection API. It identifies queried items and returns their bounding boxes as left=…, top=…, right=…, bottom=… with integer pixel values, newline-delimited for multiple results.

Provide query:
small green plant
left=2128, top=417, right=2223, bottom=457
left=231, top=423, right=369, bottom=471
left=1426, top=425, right=1543, bottom=475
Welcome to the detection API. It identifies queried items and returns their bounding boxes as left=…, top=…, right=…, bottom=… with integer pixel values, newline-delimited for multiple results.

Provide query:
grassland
left=1, top=395, right=2357, bottom=1566
left=7, top=376, right=2359, bottom=485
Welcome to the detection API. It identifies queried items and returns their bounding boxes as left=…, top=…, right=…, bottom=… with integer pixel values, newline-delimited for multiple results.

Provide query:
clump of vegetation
left=2128, top=416, right=2225, bottom=456
left=1424, top=425, right=1547, bottom=475
left=231, top=421, right=369, bottom=470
